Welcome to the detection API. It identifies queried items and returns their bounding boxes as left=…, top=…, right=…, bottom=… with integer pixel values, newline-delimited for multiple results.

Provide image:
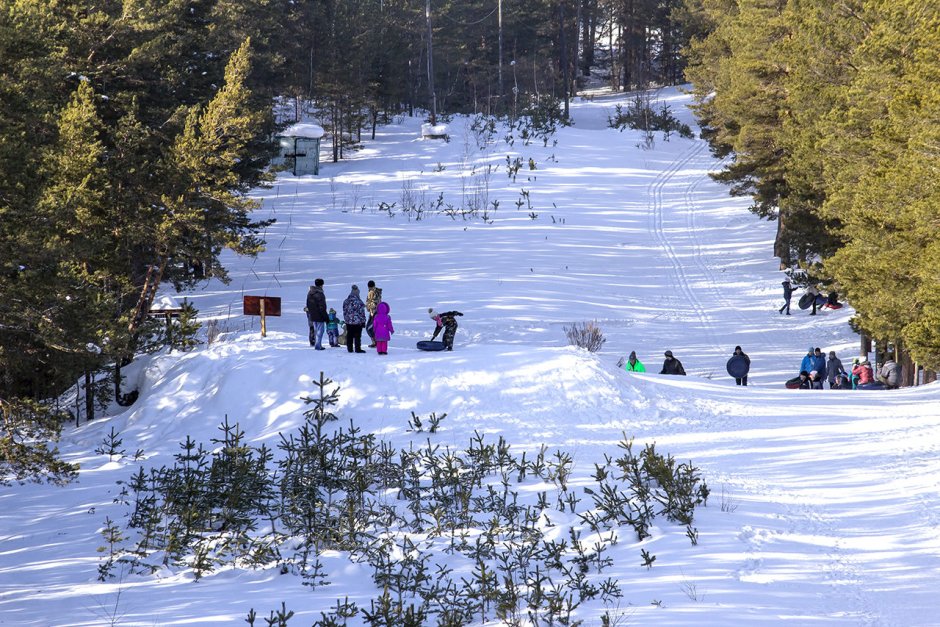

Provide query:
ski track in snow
left=684, top=154, right=749, bottom=329
left=647, top=139, right=720, bottom=353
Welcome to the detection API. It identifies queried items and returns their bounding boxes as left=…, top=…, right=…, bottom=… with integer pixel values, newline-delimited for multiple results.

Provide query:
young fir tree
left=127, top=39, right=274, bottom=336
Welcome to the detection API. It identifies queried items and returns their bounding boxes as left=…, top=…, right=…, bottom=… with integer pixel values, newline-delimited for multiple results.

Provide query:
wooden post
left=260, top=298, right=267, bottom=337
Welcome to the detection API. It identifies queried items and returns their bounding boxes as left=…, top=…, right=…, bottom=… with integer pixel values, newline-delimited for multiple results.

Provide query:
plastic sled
left=726, top=355, right=750, bottom=379
left=798, top=293, right=814, bottom=310
left=785, top=376, right=803, bottom=389
left=417, top=340, right=446, bottom=352
left=857, top=381, right=886, bottom=390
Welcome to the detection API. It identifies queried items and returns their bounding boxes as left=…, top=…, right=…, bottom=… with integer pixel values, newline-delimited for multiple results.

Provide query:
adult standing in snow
left=826, top=351, right=847, bottom=389
left=807, top=285, right=821, bottom=316
left=727, top=346, right=751, bottom=386
left=779, top=278, right=793, bottom=315
left=878, top=354, right=901, bottom=389
left=429, top=308, right=463, bottom=351
left=305, top=278, right=329, bottom=350
left=812, top=347, right=828, bottom=383
left=372, top=301, right=394, bottom=355
left=800, top=347, right=815, bottom=375
left=365, top=280, right=382, bottom=348
left=622, top=351, right=645, bottom=372
left=660, top=350, right=686, bottom=375
left=342, top=285, right=368, bottom=353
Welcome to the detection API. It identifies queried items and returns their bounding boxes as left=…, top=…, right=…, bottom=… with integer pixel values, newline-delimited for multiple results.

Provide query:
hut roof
left=280, top=123, right=325, bottom=139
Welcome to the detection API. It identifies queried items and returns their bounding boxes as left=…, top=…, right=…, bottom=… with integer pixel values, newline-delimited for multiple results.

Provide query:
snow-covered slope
left=2, top=87, right=939, bottom=626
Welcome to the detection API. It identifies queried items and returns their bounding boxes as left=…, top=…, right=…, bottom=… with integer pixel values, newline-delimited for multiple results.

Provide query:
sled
left=822, top=302, right=844, bottom=310
left=857, top=381, right=886, bottom=391
left=785, top=376, right=803, bottom=389
left=798, top=293, right=814, bottom=310
left=416, top=340, right=447, bottom=352
left=726, top=355, right=750, bottom=379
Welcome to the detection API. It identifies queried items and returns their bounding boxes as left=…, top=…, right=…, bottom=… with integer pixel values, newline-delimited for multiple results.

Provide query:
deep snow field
left=2, top=88, right=939, bottom=626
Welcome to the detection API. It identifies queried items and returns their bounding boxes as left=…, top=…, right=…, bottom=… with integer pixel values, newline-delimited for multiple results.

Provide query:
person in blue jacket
left=812, top=347, right=828, bottom=383
left=800, top=347, right=815, bottom=374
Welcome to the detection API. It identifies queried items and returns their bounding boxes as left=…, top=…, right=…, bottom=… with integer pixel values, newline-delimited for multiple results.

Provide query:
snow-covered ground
left=2, top=87, right=939, bottom=626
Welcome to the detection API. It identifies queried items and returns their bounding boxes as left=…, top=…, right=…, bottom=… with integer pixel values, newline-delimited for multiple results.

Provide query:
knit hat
left=734, top=346, right=742, bottom=352
left=664, top=350, right=673, bottom=358
left=629, top=351, right=637, bottom=360
left=350, top=284, right=359, bottom=293
left=428, top=308, right=437, bottom=319
left=829, top=350, right=836, bottom=358
left=808, top=347, right=814, bottom=354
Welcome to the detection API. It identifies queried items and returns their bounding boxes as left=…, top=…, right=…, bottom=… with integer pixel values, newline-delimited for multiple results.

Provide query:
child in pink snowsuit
left=372, top=301, right=394, bottom=355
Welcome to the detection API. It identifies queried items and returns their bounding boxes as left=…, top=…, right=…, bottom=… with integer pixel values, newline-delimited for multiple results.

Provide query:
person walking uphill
left=727, top=346, right=751, bottom=386
left=372, top=302, right=394, bottom=355
left=807, top=285, right=821, bottom=316
left=660, top=350, right=686, bottom=375
left=342, top=285, right=368, bottom=353
left=429, top=309, right=463, bottom=351
left=365, top=281, right=382, bottom=348
left=779, top=278, right=793, bottom=315
left=305, top=278, right=329, bottom=350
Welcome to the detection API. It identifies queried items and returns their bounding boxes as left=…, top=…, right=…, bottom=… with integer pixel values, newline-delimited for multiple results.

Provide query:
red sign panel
left=243, top=296, right=282, bottom=317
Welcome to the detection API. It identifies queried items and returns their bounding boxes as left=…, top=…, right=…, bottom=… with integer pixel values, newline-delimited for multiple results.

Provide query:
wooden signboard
left=243, top=296, right=281, bottom=337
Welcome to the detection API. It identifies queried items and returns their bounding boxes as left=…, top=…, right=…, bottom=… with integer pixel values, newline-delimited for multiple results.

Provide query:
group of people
left=623, top=346, right=750, bottom=383
left=619, top=344, right=900, bottom=391
left=304, top=279, right=464, bottom=354
left=795, top=347, right=900, bottom=390
left=797, top=347, right=848, bottom=389
left=779, top=278, right=842, bottom=316
left=619, top=350, right=687, bottom=376
left=305, top=279, right=392, bottom=354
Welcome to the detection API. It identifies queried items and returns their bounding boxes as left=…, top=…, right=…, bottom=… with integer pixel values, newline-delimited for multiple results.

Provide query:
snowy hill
left=2, top=88, right=939, bottom=626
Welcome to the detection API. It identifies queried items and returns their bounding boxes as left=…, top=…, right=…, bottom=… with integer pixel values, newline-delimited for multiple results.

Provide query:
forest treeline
left=0, top=0, right=691, bottom=480
left=684, top=0, right=940, bottom=378
left=2, top=0, right=938, bottom=482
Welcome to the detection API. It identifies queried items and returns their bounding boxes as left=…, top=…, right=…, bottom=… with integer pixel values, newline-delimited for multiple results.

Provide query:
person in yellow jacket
left=365, top=280, right=382, bottom=348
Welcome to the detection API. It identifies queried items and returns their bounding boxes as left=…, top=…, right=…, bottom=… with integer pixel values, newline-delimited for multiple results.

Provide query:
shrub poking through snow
left=564, top=320, right=606, bottom=352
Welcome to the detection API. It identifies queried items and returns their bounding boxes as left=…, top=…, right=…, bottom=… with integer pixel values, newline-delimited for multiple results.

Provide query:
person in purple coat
left=372, top=301, right=394, bottom=355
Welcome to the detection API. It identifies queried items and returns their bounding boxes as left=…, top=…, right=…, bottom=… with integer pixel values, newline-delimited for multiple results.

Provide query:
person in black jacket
left=779, top=279, right=793, bottom=315
left=797, top=370, right=812, bottom=389
left=660, top=350, right=686, bottom=375
left=729, top=345, right=751, bottom=386
left=305, top=278, right=329, bottom=350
